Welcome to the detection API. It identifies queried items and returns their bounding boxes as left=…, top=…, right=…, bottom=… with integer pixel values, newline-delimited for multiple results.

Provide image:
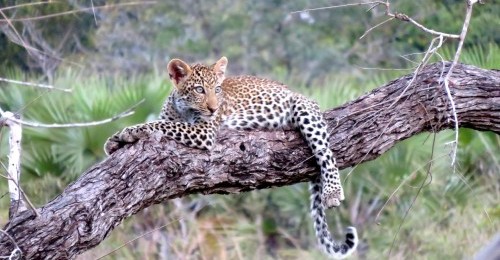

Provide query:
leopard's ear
left=213, top=56, right=228, bottom=79
left=167, top=59, right=192, bottom=87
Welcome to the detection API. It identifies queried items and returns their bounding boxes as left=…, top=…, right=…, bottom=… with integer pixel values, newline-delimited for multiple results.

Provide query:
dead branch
left=0, top=112, right=28, bottom=218
left=0, top=77, right=72, bottom=92
left=0, top=62, right=498, bottom=259
left=441, top=0, right=479, bottom=164
left=0, top=1, right=157, bottom=23
left=0, top=99, right=144, bottom=129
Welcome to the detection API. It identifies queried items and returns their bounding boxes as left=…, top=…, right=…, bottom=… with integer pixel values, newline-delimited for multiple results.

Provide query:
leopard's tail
left=310, top=178, right=358, bottom=259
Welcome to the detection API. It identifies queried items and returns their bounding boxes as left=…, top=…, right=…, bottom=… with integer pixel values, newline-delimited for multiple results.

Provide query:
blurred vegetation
left=0, top=0, right=499, bottom=259
left=1, top=1, right=499, bottom=80
left=0, top=0, right=101, bottom=76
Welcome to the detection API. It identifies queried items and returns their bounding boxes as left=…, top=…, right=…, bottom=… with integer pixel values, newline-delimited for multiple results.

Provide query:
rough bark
left=1, top=62, right=499, bottom=259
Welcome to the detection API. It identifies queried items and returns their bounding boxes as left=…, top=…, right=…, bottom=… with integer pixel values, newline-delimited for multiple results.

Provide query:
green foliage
left=440, top=42, right=500, bottom=69
left=0, top=69, right=170, bottom=203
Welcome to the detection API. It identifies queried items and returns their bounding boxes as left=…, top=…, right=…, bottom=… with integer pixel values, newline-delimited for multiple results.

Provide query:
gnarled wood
left=1, top=62, right=499, bottom=259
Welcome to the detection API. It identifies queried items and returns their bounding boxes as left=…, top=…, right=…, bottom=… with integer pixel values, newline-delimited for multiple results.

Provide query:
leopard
left=105, top=57, right=358, bottom=259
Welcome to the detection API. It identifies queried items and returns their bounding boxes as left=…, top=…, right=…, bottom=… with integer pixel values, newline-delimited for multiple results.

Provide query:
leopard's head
left=167, top=57, right=227, bottom=120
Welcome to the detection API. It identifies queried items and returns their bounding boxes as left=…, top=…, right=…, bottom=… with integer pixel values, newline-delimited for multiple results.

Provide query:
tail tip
left=346, top=226, right=357, bottom=234
left=345, top=226, right=359, bottom=248
left=346, top=226, right=358, bottom=238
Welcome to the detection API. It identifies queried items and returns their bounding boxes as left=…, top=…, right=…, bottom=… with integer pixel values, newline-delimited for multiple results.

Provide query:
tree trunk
left=1, top=62, right=499, bottom=259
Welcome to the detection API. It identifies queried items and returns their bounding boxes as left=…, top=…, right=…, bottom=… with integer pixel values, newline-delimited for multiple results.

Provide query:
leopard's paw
left=104, top=135, right=121, bottom=155
left=104, top=128, right=143, bottom=155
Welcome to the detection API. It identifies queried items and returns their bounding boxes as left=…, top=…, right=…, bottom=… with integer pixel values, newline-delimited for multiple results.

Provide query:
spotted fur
left=105, top=57, right=358, bottom=259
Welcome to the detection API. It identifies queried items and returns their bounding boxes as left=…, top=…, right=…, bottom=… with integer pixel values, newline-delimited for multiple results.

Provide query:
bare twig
left=440, top=0, right=478, bottom=166
left=90, top=0, right=98, bottom=25
left=366, top=2, right=382, bottom=13
left=0, top=99, right=144, bottom=129
left=313, top=36, right=442, bottom=182
left=0, top=161, right=40, bottom=218
left=388, top=133, right=436, bottom=257
left=0, top=77, right=72, bottom=93
left=344, top=35, right=443, bottom=180
left=0, top=229, right=22, bottom=259
left=0, top=9, right=35, bottom=58
left=359, top=17, right=394, bottom=39
left=96, top=217, right=183, bottom=260
left=0, top=1, right=157, bottom=22
left=290, top=1, right=385, bottom=14
left=357, top=66, right=415, bottom=71
left=381, top=1, right=459, bottom=39
left=0, top=99, right=145, bottom=218
left=294, top=1, right=460, bottom=40
left=374, top=153, right=447, bottom=223
left=399, top=52, right=429, bottom=65
left=0, top=7, right=84, bottom=73
left=390, top=12, right=459, bottom=39
left=0, top=1, right=53, bottom=11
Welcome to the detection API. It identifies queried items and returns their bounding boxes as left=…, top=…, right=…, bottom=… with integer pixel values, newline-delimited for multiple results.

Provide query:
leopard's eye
left=215, top=86, right=222, bottom=93
left=194, top=86, right=205, bottom=94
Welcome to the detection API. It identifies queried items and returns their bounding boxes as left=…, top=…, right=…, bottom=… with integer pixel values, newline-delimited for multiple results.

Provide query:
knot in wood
left=394, top=13, right=410, bottom=22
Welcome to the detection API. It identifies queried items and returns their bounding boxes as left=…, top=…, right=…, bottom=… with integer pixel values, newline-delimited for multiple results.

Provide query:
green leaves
left=440, top=43, right=500, bottom=69
left=0, top=69, right=170, bottom=202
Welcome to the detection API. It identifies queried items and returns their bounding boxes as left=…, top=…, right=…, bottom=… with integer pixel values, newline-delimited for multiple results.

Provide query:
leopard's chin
left=200, top=113, right=217, bottom=121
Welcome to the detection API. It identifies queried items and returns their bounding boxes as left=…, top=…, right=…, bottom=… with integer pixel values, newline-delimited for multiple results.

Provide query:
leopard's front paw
left=104, top=133, right=123, bottom=155
left=321, top=184, right=345, bottom=208
left=104, top=127, right=143, bottom=155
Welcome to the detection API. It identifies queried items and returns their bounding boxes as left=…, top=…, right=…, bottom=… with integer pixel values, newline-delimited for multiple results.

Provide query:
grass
left=1, top=44, right=499, bottom=259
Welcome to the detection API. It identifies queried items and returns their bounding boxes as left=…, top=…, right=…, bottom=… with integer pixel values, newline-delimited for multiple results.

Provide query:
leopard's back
left=220, top=75, right=294, bottom=130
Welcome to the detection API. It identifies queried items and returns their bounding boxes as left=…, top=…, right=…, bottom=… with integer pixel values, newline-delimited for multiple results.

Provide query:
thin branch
left=344, top=36, right=443, bottom=180
left=357, top=66, right=415, bottom=71
left=386, top=35, right=443, bottom=118
left=290, top=1, right=385, bottom=14
left=293, top=1, right=460, bottom=40
left=366, top=2, right=382, bottom=12
left=19, top=189, right=40, bottom=218
left=388, top=133, right=436, bottom=257
left=0, top=1, right=53, bottom=11
left=0, top=8, right=84, bottom=70
left=0, top=229, right=21, bottom=259
left=400, top=51, right=429, bottom=65
left=96, top=217, right=183, bottom=260
left=0, top=2, right=154, bottom=72
left=0, top=99, right=144, bottom=129
left=291, top=3, right=468, bottom=171
left=374, top=154, right=447, bottom=222
left=359, top=17, right=394, bottom=39
left=440, top=0, right=477, bottom=166
left=0, top=1, right=157, bottom=22
left=390, top=12, right=459, bottom=39
left=90, top=0, right=98, bottom=26
left=0, top=146, right=40, bottom=218
left=0, top=77, right=72, bottom=93
left=381, top=1, right=459, bottom=39
left=0, top=9, right=35, bottom=58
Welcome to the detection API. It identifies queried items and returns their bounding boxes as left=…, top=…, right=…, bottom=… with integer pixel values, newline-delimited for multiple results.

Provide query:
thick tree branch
left=1, top=62, right=499, bottom=259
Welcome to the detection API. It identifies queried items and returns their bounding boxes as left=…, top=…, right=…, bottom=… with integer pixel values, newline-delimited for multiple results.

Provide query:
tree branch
left=0, top=62, right=499, bottom=259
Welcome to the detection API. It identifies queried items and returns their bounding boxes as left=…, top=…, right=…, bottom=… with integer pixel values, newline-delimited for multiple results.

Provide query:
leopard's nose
left=207, top=106, right=217, bottom=113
